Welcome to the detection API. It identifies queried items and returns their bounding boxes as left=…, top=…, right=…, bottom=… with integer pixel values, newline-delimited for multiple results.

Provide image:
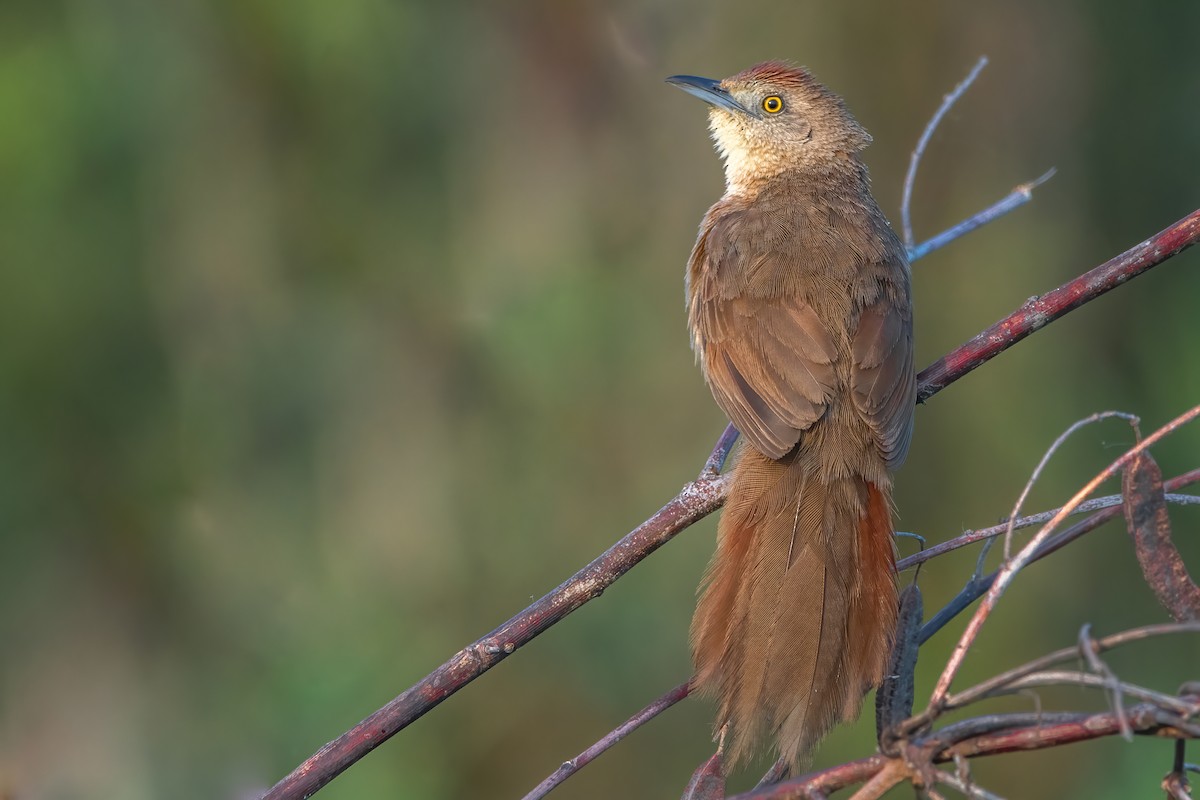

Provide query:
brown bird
left=668, top=62, right=915, bottom=766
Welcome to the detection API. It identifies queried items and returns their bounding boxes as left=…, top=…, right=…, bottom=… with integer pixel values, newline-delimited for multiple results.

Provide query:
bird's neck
left=721, top=149, right=865, bottom=201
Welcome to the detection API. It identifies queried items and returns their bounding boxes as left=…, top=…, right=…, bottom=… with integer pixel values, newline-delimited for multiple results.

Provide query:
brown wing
left=692, top=279, right=838, bottom=460
left=851, top=291, right=915, bottom=468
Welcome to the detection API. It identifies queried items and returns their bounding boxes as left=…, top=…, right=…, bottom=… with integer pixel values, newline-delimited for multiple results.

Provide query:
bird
left=667, top=62, right=915, bottom=767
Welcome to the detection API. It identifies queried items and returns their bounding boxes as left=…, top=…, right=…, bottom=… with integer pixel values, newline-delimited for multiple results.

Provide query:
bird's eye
left=762, top=95, right=783, bottom=114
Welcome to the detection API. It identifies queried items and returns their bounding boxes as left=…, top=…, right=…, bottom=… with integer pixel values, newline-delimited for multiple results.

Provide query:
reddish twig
left=262, top=208, right=1200, bottom=799
left=520, top=682, right=690, bottom=800
left=732, top=699, right=1200, bottom=799
left=916, top=209, right=1200, bottom=403
left=920, top=402, right=1200, bottom=723
left=261, top=471, right=727, bottom=800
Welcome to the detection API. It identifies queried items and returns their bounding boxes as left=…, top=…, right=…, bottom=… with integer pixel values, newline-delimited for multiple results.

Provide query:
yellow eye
left=762, top=95, right=783, bottom=114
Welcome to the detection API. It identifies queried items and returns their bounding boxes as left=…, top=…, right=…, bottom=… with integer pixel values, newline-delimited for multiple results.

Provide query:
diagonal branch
left=262, top=208, right=1200, bottom=800
left=520, top=682, right=691, bottom=800
left=916, top=209, right=1200, bottom=403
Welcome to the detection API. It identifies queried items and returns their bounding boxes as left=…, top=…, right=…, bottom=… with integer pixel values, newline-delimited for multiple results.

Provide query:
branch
left=519, top=683, right=690, bottom=800
left=911, top=469, right=1200, bottom=645
left=897, top=485, right=1200, bottom=571
left=916, top=209, right=1200, bottom=403
left=260, top=469, right=727, bottom=800
left=262, top=208, right=1200, bottom=799
left=901, top=57, right=989, bottom=250
left=907, top=169, right=1055, bottom=263
left=946, top=622, right=1200, bottom=715
left=540, top=476, right=1200, bottom=796
left=732, top=698, right=1200, bottom=799
left=918, top=403, right=1200, bottom=722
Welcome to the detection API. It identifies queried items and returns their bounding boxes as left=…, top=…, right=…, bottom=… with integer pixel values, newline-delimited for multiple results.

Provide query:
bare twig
left=915, top=208, right=1200, bottom=403
left=261, top=213, right=1200, bottom=800
left=902, top=56, right=989, bottom=250
left=899, top=490, right=1200, bottom=572
left=911, top=479, right=1200, bottom=645
left=907, top=169, right=1056, bottom=263
left=942, top=702, right=1200, bottom=759
left=735, top=699, right=1200, bottom=799
left=937, top=769, right=1007, bottom=800
left=918, top=403, right=1200, bottom=722
left=1077, top=624, right=1132, bottom=740
left=1000, top=411, right=1140, bottom=559
left=947, top=622, right=1200, bottom=710
left=261, top=472, right=728, bottom=800
left=977, top=670, right=1199, bottom=717
left=520, top=682, right=690, bottom=800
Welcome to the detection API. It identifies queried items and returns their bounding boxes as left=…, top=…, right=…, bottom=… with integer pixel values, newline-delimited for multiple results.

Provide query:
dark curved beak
left=666, top=74, right=749, bottom=115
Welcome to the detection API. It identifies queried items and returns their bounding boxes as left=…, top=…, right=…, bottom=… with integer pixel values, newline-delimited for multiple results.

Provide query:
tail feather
left=690, top=446, right=897, bottom=766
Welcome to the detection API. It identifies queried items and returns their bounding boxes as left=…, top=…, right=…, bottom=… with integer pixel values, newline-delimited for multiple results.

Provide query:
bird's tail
left=690, top=444, right=898, bottom=766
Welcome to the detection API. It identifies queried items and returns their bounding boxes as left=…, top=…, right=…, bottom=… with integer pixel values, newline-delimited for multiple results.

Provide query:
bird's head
left=667, top=61, right=871, bottom=194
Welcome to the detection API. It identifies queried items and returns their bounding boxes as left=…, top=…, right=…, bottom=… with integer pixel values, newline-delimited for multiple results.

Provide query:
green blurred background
left=2, top=1, right=1198, bottom=798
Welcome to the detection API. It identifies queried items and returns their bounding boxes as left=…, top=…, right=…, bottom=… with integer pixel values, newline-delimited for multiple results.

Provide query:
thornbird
left=668, top=62, right=915, bottom=766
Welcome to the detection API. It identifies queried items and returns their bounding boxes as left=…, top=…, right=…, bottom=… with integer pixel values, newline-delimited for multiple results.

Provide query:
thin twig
left=918, top=403, right=1200, bottom=722
left=937, top=769, right=1007, bottom=800
left=520, top=682, right=690, bottom=800
left=947, top=622, right=1200, bottom=710
left=261, top=212, right=1200, bottom=800
left=898, top=490, right=1200, bottom=572
left=941, top=701, right=1200, bottom=759
left=908, top=169, right=1056, bottom=262
left=929, top=712, right=1084, bottom=747
left=1167, top=740, right=1196, bottom=800
left=920, top=469, right=1200, bottom=644
left=902, top=56, right=989, bottom=249
left=912, top=479, right=1200, bottom=645
left=978, top=670, right=1200, bottom=717
left=1077, top=624, right=1132, bottom=741
left=1001, top=412, right=1140, bottom=559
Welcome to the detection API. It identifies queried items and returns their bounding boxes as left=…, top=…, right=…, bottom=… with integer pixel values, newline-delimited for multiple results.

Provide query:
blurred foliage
left=1, top=1, right=1198, bottom=798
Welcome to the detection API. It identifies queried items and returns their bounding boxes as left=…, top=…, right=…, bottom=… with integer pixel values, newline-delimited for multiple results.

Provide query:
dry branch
left=262, top=207, right=1200, bottom=800
left=731, top=691, right=1200, bottom=799
left=917, top=208, right=1200, bottom=402
left=918, top=403, right=1200, bottom=722
left=521, top=682, right=691, bottom=800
